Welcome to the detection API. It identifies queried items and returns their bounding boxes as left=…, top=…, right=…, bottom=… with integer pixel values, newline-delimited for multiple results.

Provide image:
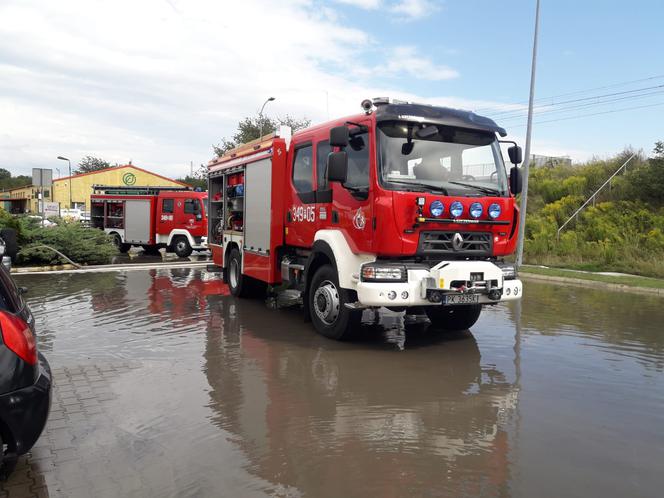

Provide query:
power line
left=489, top=83, right=664, bottom=119
left=498, top=88, right=664, bottom=123
left=474, top=73, right=664, bottom=114
left=507, top=100, right=664, bottom=128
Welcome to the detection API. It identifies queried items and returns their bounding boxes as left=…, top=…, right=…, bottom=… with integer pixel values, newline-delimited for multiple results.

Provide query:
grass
left=520, top=265, right=664, bottom=290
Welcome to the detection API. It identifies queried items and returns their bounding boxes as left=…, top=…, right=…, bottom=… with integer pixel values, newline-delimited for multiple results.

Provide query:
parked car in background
left=0, top=263, right=51, bottom=479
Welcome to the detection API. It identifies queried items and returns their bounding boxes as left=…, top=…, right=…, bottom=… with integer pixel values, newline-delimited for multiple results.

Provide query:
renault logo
left=452, top=232, right=464, bottom=251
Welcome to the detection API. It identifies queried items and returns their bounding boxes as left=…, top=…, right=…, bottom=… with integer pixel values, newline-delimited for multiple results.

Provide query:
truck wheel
left=112, top=233, right=130, bottom=253
left=0, top=229, right=17, bottom=262
left=227, top=247, right=251, bottom=297
left=425, top=304, right=482, bottom=331
left=172, top=236, right=192, bottom=258
left=308, top=264, right=361, bottom=340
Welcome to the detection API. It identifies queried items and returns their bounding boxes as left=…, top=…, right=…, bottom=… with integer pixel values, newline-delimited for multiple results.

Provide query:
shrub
left=16, top=217, right=118, bottom=266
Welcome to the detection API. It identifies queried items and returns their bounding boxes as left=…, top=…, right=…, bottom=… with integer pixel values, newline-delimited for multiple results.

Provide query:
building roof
left=0, top=184, right=35, bottom=193
left=53, top=164, right=188, bottom=186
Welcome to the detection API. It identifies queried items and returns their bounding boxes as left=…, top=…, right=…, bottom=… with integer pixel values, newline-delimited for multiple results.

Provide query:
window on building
left=292, top=145, right=313, bottom=193
left=163, top=198, right=174, bottom=213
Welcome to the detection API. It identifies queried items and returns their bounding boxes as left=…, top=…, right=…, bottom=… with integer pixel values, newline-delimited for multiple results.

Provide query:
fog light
left=387, top=291, right=397, bottom=300
left=401, top=291, right=409, bottom=299
left=488, top=289, right=502, bottom=301
left=429, top=291, right=442, bottom=303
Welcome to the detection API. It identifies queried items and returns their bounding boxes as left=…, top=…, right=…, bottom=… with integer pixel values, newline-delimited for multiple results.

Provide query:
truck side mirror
left=330, top=126, right=349, bottom=147
left=508, top=145, right=523, bottom=165
left=510, top=166, right=523, bottom=195
left=327, top=151, right=348, bottom=183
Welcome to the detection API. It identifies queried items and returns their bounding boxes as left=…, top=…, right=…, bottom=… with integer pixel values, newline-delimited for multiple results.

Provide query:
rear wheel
left=226, top=247, right=266, bottom=298
left=308, top=264, right=361, bottom=340
left=426, top=304, right=482, bottom=331
left=171, top=236, right=192, bottom=258
left=112, top=233, right=130, bottom=253
left=0, top=433, right=17, bottom=481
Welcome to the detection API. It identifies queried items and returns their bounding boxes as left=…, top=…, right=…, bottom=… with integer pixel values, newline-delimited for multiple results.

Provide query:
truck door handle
left=287, top=211, right=292, bottom=222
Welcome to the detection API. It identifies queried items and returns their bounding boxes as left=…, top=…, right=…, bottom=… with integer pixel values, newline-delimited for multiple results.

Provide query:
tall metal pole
left=57, top=156, right=72, bottom=209
left=258, top=97, right=275, bottom=141
left=515, top=0, right=541, bottom=268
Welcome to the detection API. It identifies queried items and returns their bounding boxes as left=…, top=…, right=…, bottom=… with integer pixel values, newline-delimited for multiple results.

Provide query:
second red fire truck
left=208, top=98, right=524, bottom=339
left=91, top=185, right=208, bottom=257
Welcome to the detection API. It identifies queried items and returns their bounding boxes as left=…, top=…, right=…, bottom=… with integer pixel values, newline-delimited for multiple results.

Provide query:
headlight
left=450, top=201, right=463, bottom=218
left=488, top=203, right=501, bottom=219
left=429, top=200, right=444, bottom=217
left=470, top=202, right=483, bottom=218
left=361, top=263, right=407, bottom=282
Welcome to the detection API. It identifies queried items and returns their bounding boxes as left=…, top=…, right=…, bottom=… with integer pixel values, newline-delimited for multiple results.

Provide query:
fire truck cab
left=208, top=99, right=524, bottom=340
left=91, top=185, right=208, bottom=257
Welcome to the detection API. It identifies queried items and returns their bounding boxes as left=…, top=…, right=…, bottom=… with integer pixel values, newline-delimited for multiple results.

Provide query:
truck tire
left=171, top=236, right=192, bottom=258
left=308, top=264, right=361, bottom=340
left=227, top=247, right=254, bottom=297
left=112, top=233, right=130, bottom=253
left=0, top=229, right=18, bottom=262
left=425, top=304, right=482, bottom=331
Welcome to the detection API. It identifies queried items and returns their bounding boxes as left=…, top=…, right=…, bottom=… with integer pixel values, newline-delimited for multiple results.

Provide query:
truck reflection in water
left=202, top=296, right=520, bottom=497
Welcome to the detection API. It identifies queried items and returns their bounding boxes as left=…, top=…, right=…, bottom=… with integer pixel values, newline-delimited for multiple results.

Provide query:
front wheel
left=171, top=236, right=192, bottom=258
left=425, top=304, right=482, bottom=331
left=308, top=264, right=361, bottom=340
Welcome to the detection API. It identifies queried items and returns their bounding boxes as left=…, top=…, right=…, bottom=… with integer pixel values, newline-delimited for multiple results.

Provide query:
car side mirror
left=510, top=166, right=523, bottom=195
left=18, top=286, right=28, bottom=295
left=508, top=145, right=523, bottom=165
left=196, top=213, right=202, bottom=221
left=330, top=126, right=349, bottom=147
left=327, top=151, right=348, bottom=183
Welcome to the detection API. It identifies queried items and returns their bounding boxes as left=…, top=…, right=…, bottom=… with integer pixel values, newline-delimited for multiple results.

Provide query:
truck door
left=183, top=197, right=205, bottom=237
left=286, top=141, right=317, bottom=248
left=158, top=197, right=175, bottom=237
left=315, top=125, right=373, bottom=253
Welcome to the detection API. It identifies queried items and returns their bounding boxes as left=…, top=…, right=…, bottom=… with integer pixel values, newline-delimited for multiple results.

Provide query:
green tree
left=213, top=114, right=311, bottom=157
left=75, top=155, right=112, bottom=175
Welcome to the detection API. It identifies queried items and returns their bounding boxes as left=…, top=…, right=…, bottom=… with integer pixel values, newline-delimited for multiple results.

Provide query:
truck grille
left=418, top=231, right=492, bottom=256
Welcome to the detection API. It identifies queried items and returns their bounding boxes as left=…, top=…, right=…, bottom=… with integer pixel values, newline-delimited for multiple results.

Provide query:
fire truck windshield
left=377, top=121, right=508, bottom=197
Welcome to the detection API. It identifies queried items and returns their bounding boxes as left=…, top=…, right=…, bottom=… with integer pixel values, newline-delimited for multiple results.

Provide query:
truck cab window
left=292, top=145, right=313, bottom=193
left=344, top=132, right=369, bottom=189
left=163, top=198, right=174, bottom=213
left=316, top=141, right=331, bottom=190
left=184, top=198, right=199, bottom=214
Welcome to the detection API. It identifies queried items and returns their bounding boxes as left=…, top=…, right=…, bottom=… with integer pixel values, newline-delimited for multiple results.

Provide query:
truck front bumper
left=354, top=260, right=522, bottom=308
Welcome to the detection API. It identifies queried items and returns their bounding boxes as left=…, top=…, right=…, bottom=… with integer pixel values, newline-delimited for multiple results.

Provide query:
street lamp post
left=57, top=156, right=72, bottom=209
left=258, top=97, right=276, bottom=141
left=515, top=0, right=541, bottom=268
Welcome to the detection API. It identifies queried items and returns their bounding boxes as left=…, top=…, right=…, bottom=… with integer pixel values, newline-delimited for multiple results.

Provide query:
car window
left=163, top=198, right=174, bottom=213
left=344, top=132, right=369, bottom=189
left=293, top=145, right=313, bottom=193
left=316, top=140, right=331, bottom=190
left=184, top=199, right=199, bottom=214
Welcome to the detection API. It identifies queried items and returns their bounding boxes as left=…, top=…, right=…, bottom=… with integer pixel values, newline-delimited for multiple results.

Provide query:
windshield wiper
left=448, top=181, right=501, bottom=196
left=386, top=179, right=449, bottom=195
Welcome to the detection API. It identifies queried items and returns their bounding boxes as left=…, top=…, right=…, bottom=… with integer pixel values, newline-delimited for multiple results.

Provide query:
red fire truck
left=91, top=185, right=208, bottom=257
left=208, top=98, right=524, bottom=339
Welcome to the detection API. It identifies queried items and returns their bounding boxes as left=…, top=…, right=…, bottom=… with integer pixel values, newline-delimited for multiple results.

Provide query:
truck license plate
left=444, top=294, right=480, bottom=305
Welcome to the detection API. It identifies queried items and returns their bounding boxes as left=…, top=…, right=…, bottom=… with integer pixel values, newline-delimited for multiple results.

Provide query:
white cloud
left=390, top=0, right=441, bottom=20
left=335, top=0, right=382, bottom=9
left=0, top=0, right=479, bottom=179
left=383, top=46, right=458, bottom=81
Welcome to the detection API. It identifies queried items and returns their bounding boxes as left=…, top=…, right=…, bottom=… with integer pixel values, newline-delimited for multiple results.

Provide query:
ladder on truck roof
left=92, top=185, right=193, bottom=195
left=207, top=125, right=292, bottom=169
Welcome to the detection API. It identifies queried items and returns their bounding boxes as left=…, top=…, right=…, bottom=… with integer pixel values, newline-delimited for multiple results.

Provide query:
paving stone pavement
left=0, top=363, right=143, bottom=498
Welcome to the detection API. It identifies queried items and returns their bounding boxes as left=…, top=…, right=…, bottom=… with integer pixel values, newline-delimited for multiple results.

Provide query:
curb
left=12, top=260, right=210, bottom=275
left=520, top=271, right=664, bottom=297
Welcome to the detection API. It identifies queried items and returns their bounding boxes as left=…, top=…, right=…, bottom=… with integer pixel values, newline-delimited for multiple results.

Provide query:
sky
left=1, top=0, right=663, bottom=180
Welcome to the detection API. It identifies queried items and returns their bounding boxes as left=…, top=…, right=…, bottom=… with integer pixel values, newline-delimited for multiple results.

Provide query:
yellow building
left=0, top=185, right=52, bottom=214
left=52, top=164, right=188, bottom=212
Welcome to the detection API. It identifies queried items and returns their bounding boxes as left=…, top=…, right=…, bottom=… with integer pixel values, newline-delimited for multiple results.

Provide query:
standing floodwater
left=3, top=269, right=663, bottom=498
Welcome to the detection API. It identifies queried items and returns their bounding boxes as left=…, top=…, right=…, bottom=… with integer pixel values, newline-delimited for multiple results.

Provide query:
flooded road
left=3, top=269, right=664, bottom=497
